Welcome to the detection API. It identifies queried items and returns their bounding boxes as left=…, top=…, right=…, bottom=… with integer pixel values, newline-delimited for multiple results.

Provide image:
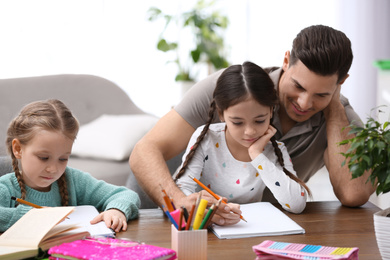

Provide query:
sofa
left=0, top=74, right=182, bottom=208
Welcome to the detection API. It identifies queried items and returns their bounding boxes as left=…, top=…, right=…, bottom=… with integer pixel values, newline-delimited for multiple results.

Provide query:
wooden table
left=117, top=201, right=381, bottom=259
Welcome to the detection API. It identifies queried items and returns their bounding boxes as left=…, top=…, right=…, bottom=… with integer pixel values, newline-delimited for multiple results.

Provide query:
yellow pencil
left=11, top=196, right=43, bottom=208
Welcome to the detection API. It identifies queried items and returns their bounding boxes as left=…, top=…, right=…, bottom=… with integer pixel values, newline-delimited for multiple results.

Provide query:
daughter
left=0, top=99, right=140, bottom=232
left=175, top=61, right=311, bottom=222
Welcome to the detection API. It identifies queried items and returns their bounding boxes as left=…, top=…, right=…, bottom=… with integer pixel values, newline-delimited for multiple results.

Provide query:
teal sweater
left=0, top=166, right=140, bottom=232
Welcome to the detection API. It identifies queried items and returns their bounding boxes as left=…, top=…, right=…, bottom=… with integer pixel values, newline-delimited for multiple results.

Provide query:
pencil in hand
left=11, top=196, right=43, bottom=208
left=188, top=174, right=247, bottom=222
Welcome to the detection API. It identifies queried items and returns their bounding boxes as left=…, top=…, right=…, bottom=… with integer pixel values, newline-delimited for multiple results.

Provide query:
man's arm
left=324, top=86, right=375, bottom=207
left=130, top=109, right=195, bottom=208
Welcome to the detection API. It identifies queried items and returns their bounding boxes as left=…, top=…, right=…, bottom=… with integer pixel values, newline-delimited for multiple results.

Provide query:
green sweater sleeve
left=0, top=173, right=32, bottom=232
left=65, top=167, right=141, bottom=220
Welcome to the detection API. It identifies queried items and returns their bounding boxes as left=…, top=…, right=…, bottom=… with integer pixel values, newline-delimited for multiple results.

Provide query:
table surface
left=117, top=201, right=381, bottom=260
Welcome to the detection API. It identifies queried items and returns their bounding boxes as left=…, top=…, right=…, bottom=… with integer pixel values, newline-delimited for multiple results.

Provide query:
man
left=130, top=25, right=375, bottom=225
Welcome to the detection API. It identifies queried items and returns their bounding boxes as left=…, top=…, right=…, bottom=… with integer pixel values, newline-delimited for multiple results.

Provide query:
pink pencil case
left=253, top=240, right=359, bottom=260
left=48, top=237, right=177, bottom=260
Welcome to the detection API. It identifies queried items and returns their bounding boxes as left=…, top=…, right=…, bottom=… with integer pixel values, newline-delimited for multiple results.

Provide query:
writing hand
left=90, top=208, right=127, bottom=232
left=212, top=201, right=241, bottom=226
left=248, top=125, right=277, bottom=160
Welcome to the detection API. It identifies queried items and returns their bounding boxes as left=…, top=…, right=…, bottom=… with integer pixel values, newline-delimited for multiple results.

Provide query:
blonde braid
left=11, top=154, right=27, bottom=201
left=57, top=173, right=69, bottom=206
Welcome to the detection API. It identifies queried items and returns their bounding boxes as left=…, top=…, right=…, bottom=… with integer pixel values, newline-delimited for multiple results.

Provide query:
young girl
left=175, top=61, right=311, bottom=221
left=0, top=99, right=140, bottom=233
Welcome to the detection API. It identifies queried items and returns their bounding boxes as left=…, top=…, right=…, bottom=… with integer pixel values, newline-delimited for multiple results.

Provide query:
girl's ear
left=217, top=109, right=224, bottom=122
left=12, top=139, right=22, bottom=159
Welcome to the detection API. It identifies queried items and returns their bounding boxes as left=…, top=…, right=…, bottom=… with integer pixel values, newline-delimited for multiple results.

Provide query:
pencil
left=11, top=196, right=43, bottom=208
left=178, top=207, right=183, bottom=231
left=203, top=198, right=222, bottom=228
left=162, top=204, right=179, bottom=229
left=188, top=174, right=247, bottom=222
left=199, top=203, right=215, bottom=229
left=185, top=204, right=196, bottom=230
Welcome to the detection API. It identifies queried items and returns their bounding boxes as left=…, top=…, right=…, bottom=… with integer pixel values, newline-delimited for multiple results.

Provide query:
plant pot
left=374, top=207, right=390, bottom=259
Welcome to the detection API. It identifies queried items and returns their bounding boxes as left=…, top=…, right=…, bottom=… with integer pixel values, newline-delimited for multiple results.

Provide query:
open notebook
left=0, top=205, right=114, bottom=260
left=210, top=202, right=305, bottom=239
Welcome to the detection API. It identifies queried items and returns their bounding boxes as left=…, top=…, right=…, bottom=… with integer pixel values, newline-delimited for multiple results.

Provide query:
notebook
left=48, top=237, right=177, bottom=260
left=0, top=205, right=114, bottom=260
left=252, top=240, right=359, bottom=260
left=210, top=202, right=305, bottom=239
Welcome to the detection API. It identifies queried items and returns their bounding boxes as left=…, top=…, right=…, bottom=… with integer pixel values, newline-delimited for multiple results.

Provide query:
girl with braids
left=175, top=61, right=311, bottom=224
left=0, top=99, right=140, bottom=232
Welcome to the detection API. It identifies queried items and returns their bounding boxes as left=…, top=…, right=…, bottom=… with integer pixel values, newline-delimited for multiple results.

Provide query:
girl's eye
left=232, top=122, right=242, bottom=125
left=59, top=158, right=68, bottom=162
left=39, top=157, right=49, bottom=161
left=256, top=120, right=266, bottom=124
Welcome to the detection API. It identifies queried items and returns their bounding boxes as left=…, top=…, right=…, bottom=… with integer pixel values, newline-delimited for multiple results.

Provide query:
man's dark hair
left=290, top=25, right=353, bottom=83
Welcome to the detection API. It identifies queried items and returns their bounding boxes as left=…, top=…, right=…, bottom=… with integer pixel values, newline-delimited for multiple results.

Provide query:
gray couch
left=0, top=74, right=182, bottom=208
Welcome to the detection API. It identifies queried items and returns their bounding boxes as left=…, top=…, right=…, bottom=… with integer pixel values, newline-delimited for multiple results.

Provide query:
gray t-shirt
left=175, top=67, right=362, bottom=183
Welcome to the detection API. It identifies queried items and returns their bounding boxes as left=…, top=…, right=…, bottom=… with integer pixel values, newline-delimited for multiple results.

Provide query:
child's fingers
left=90, top=213, right=104, bottom=224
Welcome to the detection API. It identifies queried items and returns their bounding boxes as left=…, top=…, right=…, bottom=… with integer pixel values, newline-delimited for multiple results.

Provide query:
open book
left=210, top=202, right=305, bottom=239
left=0, top=205, right=114, bottom=260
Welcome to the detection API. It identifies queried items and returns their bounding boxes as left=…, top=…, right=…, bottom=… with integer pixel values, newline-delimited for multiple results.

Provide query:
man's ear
left=282, top=51, right=290, bottom=71
left=12, top=139, right=22, bottom=159
left=338, top=74, right=349, bottom=85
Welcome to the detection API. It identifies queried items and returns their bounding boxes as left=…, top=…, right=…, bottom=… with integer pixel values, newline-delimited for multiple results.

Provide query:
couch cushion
left=71, top=114, right=158, bottom=161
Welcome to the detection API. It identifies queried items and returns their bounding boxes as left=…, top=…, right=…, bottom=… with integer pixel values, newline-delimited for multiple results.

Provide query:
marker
left=192, top=199, right=208, bottom=230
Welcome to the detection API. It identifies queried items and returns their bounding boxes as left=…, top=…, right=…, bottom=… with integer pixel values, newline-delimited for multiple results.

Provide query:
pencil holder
left=171, top=225, right=207, bottom=260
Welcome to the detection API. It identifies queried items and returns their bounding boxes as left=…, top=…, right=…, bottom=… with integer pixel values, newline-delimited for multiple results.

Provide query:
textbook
left=210, top=202, right=305, bottom=239
left=0, top=205, right=114, bottom=260
left=48, top=237, right=177, bottom=260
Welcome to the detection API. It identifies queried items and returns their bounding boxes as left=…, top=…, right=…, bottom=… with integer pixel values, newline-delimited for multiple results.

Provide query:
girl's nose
left=245, top=125, right=256, bottom=136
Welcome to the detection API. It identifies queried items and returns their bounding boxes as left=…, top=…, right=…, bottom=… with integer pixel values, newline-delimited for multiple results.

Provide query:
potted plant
left=147, top=0, right=230, bottom=95
left=339, top=107, right=390, bottom=259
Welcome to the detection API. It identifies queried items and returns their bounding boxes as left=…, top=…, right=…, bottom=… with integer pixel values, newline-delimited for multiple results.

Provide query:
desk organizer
left=171, top=225, right=207, bottom=260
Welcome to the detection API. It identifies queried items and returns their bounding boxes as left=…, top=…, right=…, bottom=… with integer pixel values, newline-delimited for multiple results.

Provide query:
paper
left=210, top=202, right=305, bottom=239
left=56, top=205, right=115, bottom=237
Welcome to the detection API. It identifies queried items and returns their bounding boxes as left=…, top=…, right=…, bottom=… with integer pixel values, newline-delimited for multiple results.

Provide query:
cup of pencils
left=161, top=187, right=212, bottom=260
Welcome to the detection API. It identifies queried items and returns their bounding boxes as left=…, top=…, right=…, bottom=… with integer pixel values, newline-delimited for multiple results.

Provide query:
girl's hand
left=248, top=125, right=277, bottom=160
left=211, top=201, right=241, bottom=226
left=90, top=208, right=127, bottom=232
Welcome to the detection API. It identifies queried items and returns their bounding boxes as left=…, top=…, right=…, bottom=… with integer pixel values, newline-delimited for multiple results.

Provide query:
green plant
left=339, top=108, right=390, bottom=195
left=147, top=0, right=230, bottom=82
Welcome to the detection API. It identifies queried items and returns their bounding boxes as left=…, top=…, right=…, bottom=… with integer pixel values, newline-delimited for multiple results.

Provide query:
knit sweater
left=0, top=166, right=140, bottom=232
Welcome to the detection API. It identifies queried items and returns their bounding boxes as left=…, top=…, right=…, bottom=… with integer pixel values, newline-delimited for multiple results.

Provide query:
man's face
left=278, top=53, right=339, bottom=123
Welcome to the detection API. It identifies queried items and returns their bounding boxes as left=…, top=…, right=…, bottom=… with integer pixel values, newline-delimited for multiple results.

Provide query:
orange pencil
left=185, top=204, right=196, bottom=230
left=11, top=196, right=43, bottom=208
left=188, top=174, right=247, bottom=222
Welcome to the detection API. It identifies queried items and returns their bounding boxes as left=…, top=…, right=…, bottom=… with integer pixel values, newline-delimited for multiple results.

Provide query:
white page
left=56, top=205, right=114, bottom=237
left=210, top=202, right=305, bottom=239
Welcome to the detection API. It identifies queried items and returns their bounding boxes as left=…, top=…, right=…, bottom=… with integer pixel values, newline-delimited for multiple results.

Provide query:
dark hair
left=174, top=61, right=311, bottom=197
left=290, top=25, right=353, bottom=83
left=6, top=99, right=79, bottom=206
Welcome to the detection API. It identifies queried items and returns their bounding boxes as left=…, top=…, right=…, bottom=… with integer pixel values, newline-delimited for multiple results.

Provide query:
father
left=130, top=25, right=375, bottom=225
